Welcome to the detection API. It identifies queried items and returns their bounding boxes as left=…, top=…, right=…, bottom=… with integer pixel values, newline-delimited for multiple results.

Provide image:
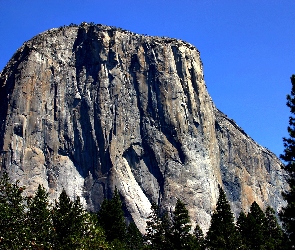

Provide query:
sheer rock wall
left=0, top=23, right=287, bottom=232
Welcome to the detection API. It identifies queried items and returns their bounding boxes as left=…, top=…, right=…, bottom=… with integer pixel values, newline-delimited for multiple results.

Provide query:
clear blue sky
left=0, top=0, right=294, bottom=157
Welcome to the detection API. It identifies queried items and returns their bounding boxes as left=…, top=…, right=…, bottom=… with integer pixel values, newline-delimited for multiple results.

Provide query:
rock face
left=0, top=23, right=287, bottom=232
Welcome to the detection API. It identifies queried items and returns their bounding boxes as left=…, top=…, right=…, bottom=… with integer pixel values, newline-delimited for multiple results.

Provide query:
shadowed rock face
left=0, top=23, right=287, bottom=232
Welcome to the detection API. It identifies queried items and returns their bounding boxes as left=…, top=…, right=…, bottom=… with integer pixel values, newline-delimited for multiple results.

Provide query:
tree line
left=145, top=186, right=288, bottom=250
left=0, top=172, right=289, bottom=249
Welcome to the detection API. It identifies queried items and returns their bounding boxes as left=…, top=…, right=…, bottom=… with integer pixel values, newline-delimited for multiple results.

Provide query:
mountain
left=0, top=23, right=287, bottom=232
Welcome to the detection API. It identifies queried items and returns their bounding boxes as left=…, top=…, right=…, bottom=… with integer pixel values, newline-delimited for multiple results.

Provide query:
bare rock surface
left=0, top=23, right=287, bottom=232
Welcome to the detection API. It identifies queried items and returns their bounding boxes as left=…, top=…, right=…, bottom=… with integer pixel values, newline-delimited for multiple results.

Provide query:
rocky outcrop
left=0, top=23, right=287, bottom=232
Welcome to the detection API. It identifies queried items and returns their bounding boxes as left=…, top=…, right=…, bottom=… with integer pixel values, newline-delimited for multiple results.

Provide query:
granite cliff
left=0, top=23, right=287, bottom=232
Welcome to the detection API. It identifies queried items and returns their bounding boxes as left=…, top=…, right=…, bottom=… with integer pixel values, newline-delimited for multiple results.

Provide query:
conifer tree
left=206, top=186, right=240, bottom=250
left=82, top=213, right=110, bottom=250
left=264, top=206, right=284, bottom=250
left=236, top=211, right=249, bottom=249
left=97, top=188, right=127, bottom=245
left=26, top=184, right=54, bottom=249
left=245, top=201, right=267, bottom=249
left=0, top=172, right=28, bottom=248
left=161, top=211, right=173, bottom=248
left=0, top=175, right=110, bottom=249
left=193, top=224, right=205, bottom=250
left=171, top=199, right=192, bottom=250
left=145, top=202, right=166, bottom=249
left=127, top=222, right=145, bottom=250
left=280, top=74, right=295, bottom=248
left=237, top=204, right=285, bottom=250
left=52, top=189, right=87, bottom=249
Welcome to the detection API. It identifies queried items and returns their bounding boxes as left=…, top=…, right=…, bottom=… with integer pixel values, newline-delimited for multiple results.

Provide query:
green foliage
left=0, top=172, right=289, bottom=250
left=0, top=174, right=109, bottom=249
left=193, top=224, right=205, bottom=250
left=0, top=172, right=28, bottom=249
left=171, top=199, right=193, bottom=249
left=264, top=206, right=284, bottom=249
left=52, top=189, right=88, bottom=249
left=127, top=222, right=145, bottom=250
left=245, top=201, right=267, bottom=249
left=145, top=200, right=203, bottom=250
left=237, top=202, right=285, bottom=250
left=26, top=184, right=54, bottom=249
left=206, top=186, right=241, bottom=250
left=144, top=202, right=166, bottom=249
left=280, top=74, right=295, bottom=248
left=236, top=211, right=249, bottom=249
left=161, top=211, right=173, bottom=249
left=97, top=188, right=127, bottom=245
left=81, top=213, right=110, bottom=250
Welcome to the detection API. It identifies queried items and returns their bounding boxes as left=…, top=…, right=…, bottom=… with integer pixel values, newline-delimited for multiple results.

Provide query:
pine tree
left=206, top=186, right=240, bottom=250
left=81, top=213, right=110, bottom=250
left=245, top=201, right=267, bottom=250
left=26, top=184, right=54, bottom=249
left=280, top=74, right=295, bottom=248
left=171, top=199, right=192, bottom=250
left=52, top=189, right=87, bottom=249
left=236, top=211, right=249, bottom=250
left=144, top=202, right=166, bottom=250
left=193, top=224, right=205, bottom=250
left=97, top=188, right=127, bottom=246
left=0, top=172, right=28, bottom=249
left=265, top=206, right=284, bottom=250
left=127, top=222, right=144, bottom=250
left=161, top=211, right=173, bottom=248
left=237, top=204, right=285, bottom=250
